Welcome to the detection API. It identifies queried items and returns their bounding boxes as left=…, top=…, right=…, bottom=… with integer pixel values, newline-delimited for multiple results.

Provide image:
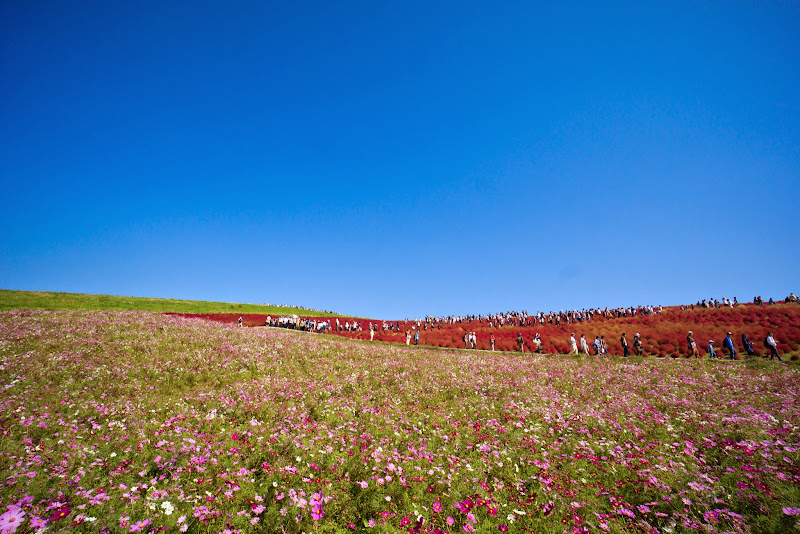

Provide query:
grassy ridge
left=0, top=289, right=339, bottom=316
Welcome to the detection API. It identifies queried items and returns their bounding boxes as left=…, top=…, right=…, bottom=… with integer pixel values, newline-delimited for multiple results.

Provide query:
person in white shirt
left=766, top=332, right=783, bottom=361
left=569, top=333, right=578, bottom=355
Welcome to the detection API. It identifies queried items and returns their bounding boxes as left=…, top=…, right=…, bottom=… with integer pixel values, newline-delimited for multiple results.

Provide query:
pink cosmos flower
left=784, top=507, right=800, bottom=516
left=129, top=519, right=152, bottom=532
left=497, top=525, right=509, bottom=532
left=432, top=501, right=442, bottom=513
left=28, top=516, right=47, bottom=531
left=0, top=508, right=26, bottom=534
left=446, top=516, right=454, bottom=526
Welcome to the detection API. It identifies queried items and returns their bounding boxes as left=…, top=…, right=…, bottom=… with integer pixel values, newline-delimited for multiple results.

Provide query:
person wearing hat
left=707, top=339, right=717, bottom=359
left=633, top=333, right=643, bottom=356
left=723, top=332, right=737, bottom=360
left=687, top=331, right=699, bottom=358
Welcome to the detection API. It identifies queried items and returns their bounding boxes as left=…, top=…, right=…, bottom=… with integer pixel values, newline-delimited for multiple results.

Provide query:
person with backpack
left=723, top=332, right=737, bottom=360
left=765, top=332, right=783, bottom=361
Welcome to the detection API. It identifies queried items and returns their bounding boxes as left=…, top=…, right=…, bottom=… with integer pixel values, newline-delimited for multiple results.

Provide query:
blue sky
left=1, top=1, right=798, bottom=318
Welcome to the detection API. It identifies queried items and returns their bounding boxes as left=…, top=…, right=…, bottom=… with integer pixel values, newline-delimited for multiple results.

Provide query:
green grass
left=0, top=289, right=340, bottom=316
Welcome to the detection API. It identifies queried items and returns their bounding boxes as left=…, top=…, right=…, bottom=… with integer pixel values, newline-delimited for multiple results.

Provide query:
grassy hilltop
left=0, top=289, right=339, bottom=317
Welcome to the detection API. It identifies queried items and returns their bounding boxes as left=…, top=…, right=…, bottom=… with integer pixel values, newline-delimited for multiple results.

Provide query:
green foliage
left=0, top=289, right=339, bottom=316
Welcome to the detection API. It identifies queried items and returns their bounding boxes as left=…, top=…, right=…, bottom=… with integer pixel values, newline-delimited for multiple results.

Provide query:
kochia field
left=184, top=303, right=800, bottom=359
left=1, top=311, right=799, bottom=533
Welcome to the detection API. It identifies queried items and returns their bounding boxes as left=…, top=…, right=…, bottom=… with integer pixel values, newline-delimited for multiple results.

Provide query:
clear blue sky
left=1, top=1, right=798, bottom=318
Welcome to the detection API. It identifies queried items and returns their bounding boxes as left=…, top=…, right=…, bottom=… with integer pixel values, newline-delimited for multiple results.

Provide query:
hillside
left=1, top=310, right=798, bottom=532
left=4, top=289, right=798, bottom=360
left=181, top=303, right=800, bottom=361
left=0, top=289, right=338, bottom=316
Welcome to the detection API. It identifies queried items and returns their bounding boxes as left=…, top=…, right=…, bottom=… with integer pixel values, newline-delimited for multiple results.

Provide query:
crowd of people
left=691, top=330, right=784, bottom=362
left=260, top=315, right=332, bottom=333
left=250, top=294, right=796, bottom=361
left=414, top=305, right=663, bottom=331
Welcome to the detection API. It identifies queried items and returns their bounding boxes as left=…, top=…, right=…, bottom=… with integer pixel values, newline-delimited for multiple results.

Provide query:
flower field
left=1, top=311, right=800, bottom=533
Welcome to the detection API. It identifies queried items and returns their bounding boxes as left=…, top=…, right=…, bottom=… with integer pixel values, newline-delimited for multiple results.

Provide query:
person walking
left=533, top=333, right=542, bottom=353
left=580, top=334, right=590, bottom=355
left=687, top=331, right=699, bottom=357
left=490, top=334, right=496, bottom=351
left=707, top=339, right=717, bottom=359
left=633, top=333, right=643, bottom=356
left=414, top=329, right=419, bottom=346
left=569, top=333, right=579, bottom=355
left=723, top=332, right=737, bottom=360
left=741, top=333, right=755, bottom=357
left=765, top=332, right=783, bottom=361
left=517, top=332, right=525, bottom=352
left=620, top=333, right=629, bottom=357
left=599, top=335, right=607, bottom=355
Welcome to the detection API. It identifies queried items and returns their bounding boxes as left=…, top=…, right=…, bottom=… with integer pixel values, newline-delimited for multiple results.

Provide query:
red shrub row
left=171, top=302, right=800, bottom=359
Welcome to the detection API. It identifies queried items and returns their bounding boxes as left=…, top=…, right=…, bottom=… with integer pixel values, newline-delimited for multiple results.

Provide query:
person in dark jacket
left=723, top=332, right=737, bottom=360
left=741, top=333, right=755, bottom=357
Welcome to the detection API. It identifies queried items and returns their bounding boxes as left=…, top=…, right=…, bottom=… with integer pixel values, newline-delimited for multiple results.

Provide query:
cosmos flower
left=0, top=508, right=26, bottom=534
left=49, top=506, right=71, bottom=523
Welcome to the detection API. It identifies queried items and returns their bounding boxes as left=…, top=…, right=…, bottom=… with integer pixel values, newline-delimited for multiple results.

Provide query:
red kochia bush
left=173, top=303, right=800, bottom=358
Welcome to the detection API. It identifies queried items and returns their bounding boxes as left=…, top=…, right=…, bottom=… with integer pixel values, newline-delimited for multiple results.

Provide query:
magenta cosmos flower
left=48, top=506, right=71, bottom=523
